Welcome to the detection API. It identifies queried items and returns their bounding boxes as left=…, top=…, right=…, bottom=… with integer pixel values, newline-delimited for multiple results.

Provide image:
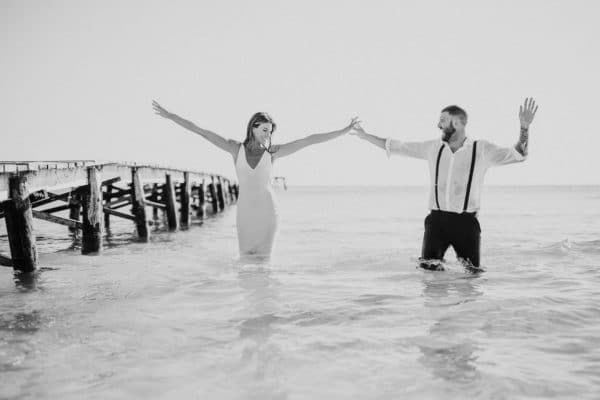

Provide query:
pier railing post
left=164, top=174, right=178, bottom=231
left=81, top=166, right=103, bottom=254
left=3, top=174, right=38, bottom=273
left=180, top=172, right=191, bottom=228
left=131, top=167, right=150, bottom=240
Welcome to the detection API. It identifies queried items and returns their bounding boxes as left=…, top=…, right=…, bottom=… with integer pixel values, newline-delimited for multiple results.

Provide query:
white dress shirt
left=385, top=137, right=526, bottom=213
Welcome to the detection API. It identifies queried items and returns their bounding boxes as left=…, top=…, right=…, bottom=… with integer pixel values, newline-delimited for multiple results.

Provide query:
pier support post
left=180, top=172, right=191, bottom=228
left=216, top=177, right=225, bottom=211
left=81, top=166, right=103, bottom=254
left=223, top=179, right=231, bottom=205
left=226, top=181, right=233, bottom=204
left=69, top=192, right=81, bottom=234
left=152, top=183, right=160, bottom=221
left=131, top=167, right=149, bottom=240
left=3, top=174, right=37, bottom=273
left=103, top=185, right=112, bottom=231
left=196, top=179, right=206, bottom=219
left=231, top=184, right=239, bottom=201
left=208, top=177, right=219, bottom=213
left=164, top=174, right=178, bottom=231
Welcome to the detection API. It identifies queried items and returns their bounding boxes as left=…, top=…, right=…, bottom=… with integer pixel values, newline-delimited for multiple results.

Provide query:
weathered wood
left=101, top=176, right=122, bottom=187
left=39, top=204, right=71, bottom=214
left=3, top=175, right=37, bottom=273
left=180, top=172, right=191, bottom=228
left=0, top=253, right=12, bottom=267
left=151, top=183, right=160, bottom=220
left=68, top=193, right=81, bottom=233
left=105, top=186, right=130, bottom=198
left=103, top=207, right=136, bottom=221
left=32, top=210, right=82, bottom=229
left=196, top=179, right=206, bottom=219
left=81, top=166, right=103, bottom=254
left=208, top=178, right=218, bottom=213
left=30, top=192, right=71, bottom=208
left=221, top=179, right=229, bottom=205
left=104, top=185, right=113, bottom=230
left=164, top=174, right=178, bottom=231
left=145, top=199, right=166, bottom=210
left=105, top=194, right=132, bottom=209
left=131, top=167, right=149, bottom=239
left=216, top=177, right=225, bottom=211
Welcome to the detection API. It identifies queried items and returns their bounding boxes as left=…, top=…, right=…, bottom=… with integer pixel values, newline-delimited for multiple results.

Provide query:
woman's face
left=252, top=122, right=273, bottom=147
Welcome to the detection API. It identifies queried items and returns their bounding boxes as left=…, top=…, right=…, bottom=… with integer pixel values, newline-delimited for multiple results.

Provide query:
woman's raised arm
left=152, top=100, right=239, bottom=157
left=272, top=117, right=360, bottom=160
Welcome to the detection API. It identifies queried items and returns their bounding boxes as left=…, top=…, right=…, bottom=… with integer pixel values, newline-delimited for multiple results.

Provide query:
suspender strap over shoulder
left=463, top=140, right=478, bottom=212
left=434, top=144, right=445, bottom=210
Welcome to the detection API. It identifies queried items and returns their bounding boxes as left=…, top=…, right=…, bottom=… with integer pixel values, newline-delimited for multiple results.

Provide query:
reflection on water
left=236, top=260, right=288, bottom=400
left=418, top=271, right=483, bottom=386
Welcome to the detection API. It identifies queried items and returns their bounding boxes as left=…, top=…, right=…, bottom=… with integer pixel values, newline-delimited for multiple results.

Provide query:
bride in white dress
left=152, top=102, right=359, bottom=259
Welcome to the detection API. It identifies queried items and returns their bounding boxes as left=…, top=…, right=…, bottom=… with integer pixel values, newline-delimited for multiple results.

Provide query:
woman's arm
left=152, top=100, right=239, bottom=156
left=272, top=117, right=359, bottom=160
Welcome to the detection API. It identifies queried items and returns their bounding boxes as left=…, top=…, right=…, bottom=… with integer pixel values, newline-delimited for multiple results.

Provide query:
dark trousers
left=420, top=210, right=481, bottom=269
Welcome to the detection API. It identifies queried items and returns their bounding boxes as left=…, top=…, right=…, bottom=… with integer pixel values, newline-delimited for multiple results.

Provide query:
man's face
left=438, top=112, right=456, bottom=142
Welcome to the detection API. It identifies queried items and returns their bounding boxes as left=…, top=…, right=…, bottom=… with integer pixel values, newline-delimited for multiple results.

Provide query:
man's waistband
left=430, top=210, right=477, bottom=217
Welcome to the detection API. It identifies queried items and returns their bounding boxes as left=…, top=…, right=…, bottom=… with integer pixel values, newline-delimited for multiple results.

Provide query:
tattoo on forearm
left=518, top=126, right=529, bottom=154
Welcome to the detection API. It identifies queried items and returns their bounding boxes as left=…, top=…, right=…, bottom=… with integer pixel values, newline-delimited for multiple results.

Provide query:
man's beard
left=441, top=125, right=456, bottom=142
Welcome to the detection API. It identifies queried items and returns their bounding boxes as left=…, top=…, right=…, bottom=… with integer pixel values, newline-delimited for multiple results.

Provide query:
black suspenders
left=434, top=144, right=445, bottom=210
left=463, top=141, right=478, bottom=212
left=434, top=141, right=478, bottom=212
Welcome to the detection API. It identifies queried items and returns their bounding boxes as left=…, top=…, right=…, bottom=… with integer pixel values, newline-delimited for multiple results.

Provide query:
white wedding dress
left=234, top=145, right=279, bottom=257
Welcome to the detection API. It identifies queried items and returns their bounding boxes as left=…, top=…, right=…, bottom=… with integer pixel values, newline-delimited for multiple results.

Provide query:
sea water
left=1, top=186, right=599, bottom=399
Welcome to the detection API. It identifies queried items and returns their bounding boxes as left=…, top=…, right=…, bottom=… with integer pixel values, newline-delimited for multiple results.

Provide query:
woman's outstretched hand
left=349, top=121, right=367, bottom=137
left=152, top=100, right=172, bottom=119
left=342, top=117, right=362, bottom=134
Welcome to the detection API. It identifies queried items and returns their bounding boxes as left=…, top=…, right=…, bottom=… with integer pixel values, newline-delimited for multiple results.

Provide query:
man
left=352, top=98, right=538, bottom=271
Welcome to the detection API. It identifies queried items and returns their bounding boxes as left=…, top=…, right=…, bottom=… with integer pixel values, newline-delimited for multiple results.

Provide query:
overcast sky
left=1, top=0, right=598, bottom=185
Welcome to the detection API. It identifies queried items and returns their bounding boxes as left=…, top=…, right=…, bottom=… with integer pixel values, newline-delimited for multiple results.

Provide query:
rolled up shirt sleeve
left=385, top=138, right=435, bottom=160
left=481, top=140, right=527, bottom=167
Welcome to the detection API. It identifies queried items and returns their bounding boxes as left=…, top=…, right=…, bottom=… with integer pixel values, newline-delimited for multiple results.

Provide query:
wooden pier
left=0, top=161, right=238, bottom=274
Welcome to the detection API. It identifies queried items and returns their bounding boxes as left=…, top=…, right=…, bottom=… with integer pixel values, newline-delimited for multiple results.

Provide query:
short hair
left=441, top=105, right=468, bottom=125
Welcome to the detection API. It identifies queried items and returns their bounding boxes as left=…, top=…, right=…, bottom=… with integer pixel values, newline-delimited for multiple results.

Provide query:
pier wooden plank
left=32, top=210, right=82, bottom=229
left=0, top=253, right=12, bottom=267
left=39, top=204, right=71, bottom=214
left=103, top=207, right=136, bottom=221
left=144, top=199, right=166, bottom=210
left=105, top=195, right=132, bottom=209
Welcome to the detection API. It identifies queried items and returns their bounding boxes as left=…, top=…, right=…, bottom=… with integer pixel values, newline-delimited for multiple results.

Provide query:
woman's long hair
left=243, top=112, right=277, bottom=153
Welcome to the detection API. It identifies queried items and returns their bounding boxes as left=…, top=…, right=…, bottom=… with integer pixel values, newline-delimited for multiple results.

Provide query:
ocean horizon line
left=286, top=183, right=600, bottom=188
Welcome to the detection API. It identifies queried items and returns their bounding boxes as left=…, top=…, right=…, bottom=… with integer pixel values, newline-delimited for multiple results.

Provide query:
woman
left=152, top=101, right=358, bottom=259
